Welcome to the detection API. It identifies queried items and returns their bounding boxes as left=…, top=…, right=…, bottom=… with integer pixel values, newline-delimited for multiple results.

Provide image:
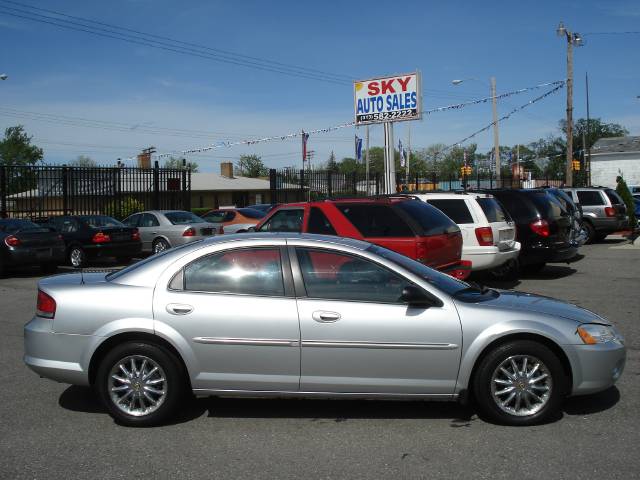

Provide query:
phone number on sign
left=356, top=109, right=418, bottom=122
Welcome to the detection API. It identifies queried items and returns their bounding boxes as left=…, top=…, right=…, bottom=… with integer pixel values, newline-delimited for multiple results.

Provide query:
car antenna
left=80, top=267, right=85, bottom=284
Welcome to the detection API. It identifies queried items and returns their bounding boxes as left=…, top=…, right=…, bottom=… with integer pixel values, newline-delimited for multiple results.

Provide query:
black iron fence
left=0, top=162, right=191, bottom=220
left=269, top=168, right=579, bottom=203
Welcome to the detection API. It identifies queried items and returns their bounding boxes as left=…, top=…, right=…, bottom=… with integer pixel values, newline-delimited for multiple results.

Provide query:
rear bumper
left=567, top=342, right=626, bottom=396
left=463, top=242, right=521, bottom=271
left=591, top=217, right=628, bottom=232
left=84, top=241, right=142, bottom=259
left=520, top=242, right=578, bottom=265
left=23, top=317, right=91, bottom=385
left=4, top=244, right=66, bottom=266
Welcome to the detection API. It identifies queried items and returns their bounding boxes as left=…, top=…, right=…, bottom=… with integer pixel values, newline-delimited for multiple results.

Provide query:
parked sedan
left=24, top=234, right=625, bottom=427
left=43, top=215, right=142, bottom=267
left=201, top=207, right=265, bottom=234
left=0, top=219, right=66, bottom=276
left=122, top=210, right=220, bottom=254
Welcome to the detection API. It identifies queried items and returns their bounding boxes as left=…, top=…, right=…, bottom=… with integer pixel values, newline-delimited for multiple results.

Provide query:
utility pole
left=365, top=125, right=370, bottom=195
left=585, top=72, right=591, bottom=186
left=491, top=77, right=500, bottom=183
left=405, top=124, right=411, bottom=185
left=383, top=122, right=395, bottom=194
left=557, top=21, right=584, bottom=187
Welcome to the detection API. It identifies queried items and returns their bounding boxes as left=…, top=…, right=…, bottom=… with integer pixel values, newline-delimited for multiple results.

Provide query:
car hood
left=474, top=290, right=606, bottom=324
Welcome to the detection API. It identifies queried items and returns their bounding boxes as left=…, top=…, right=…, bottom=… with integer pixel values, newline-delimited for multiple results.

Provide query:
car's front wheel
left=152, top=238, right=170, bottom=254
left=473, top=340, right=568, bottom=426
left=96, top=342, right=185, bottom=427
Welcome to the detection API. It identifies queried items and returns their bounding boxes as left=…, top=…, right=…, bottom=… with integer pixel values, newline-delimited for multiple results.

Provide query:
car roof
left=410, top=192, right=494, bottom=200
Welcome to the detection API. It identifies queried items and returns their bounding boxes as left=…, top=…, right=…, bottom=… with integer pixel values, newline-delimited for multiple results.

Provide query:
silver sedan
left=24, top=234, right=626, bottom=427
left=122, top=210, right=221, bottom=254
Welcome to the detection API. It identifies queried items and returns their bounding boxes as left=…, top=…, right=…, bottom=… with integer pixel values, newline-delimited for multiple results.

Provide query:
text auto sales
left=355, top=76, right=419, bottom=123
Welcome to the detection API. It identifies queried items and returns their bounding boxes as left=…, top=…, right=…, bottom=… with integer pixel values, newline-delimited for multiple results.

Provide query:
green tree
left=561, top=118, right=629, bottom=151
left=615, top=176, right=637, bottom=228
left=0, top=125, right=43, bottom=165
left=237, top=154, right=267, bottom=177
left=164, top=156, right=199, bottom=172
left=69, top=155, right=97, bottom=167
left=326, top=151, right=339, bottom=172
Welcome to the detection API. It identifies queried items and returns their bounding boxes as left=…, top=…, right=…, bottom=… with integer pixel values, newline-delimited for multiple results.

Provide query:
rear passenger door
left=138, top=213, right=160, bottom=251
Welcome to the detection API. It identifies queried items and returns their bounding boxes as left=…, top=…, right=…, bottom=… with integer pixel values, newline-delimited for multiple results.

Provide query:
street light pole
left=557, top=21, right=583, bottom=187
left=490, top=77, right=500, bottom=183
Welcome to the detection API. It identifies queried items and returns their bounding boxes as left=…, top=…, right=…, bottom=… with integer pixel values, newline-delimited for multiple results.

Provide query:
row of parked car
left=0, top=186, right=630, bottom=278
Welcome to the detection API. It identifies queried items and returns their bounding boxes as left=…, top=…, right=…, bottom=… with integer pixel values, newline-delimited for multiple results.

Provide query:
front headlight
left=577, top=324, right=623, bottom=345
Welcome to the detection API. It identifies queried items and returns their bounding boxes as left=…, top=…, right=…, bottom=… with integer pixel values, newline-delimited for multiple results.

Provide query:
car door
left=291, top=245, right=462, bottom=395
left=153, top=242, right=301, bottom=392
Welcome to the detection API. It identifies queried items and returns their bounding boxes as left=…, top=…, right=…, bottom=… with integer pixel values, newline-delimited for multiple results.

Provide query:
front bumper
left=24, top=317, right=91, bottom=386
left=567, top=342, right=626, bottom=396
left=463, top=242, right=521, bottom=271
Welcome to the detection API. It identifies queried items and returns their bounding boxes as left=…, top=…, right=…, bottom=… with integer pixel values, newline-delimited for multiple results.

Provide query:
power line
left=583, top=31, right=640, bottom=35
left=0, top=2, right=352, bottom=85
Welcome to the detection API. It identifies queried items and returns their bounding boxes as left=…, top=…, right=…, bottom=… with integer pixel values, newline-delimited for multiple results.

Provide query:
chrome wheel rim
left=108, top=355, right=167, bottom=417
left=70, top=248, right=83, bottom=267
left=490, top=355, right=552, bottom=417
left=153, top=240, right=167, bottom=254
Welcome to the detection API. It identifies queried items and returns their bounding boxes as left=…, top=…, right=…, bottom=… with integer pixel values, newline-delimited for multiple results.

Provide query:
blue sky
left=1, top=0, right=639, bottom=172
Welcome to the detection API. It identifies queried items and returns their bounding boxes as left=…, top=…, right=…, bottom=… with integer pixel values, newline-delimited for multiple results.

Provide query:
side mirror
left=400, top=285, right=442, bottom=308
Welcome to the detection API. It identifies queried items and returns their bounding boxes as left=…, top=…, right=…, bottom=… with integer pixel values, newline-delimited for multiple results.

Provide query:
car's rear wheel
left=96, top=342, right=184, bottom=427
left=473, top=340, right=568, bottom=426
left=583, top=221, right=596, bottom=244
left=68, top=246, right=87, bottom=268
left=152, top=238, right=170, bottom=254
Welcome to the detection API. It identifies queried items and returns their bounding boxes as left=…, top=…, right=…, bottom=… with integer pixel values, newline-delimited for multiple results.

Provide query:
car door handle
left=166, top=303, right=193, bottom=315
left=312, top=311, right=341, bottom=322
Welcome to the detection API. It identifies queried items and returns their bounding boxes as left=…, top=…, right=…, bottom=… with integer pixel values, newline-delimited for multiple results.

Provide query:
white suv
left=410, top=192, right=521, bottom=271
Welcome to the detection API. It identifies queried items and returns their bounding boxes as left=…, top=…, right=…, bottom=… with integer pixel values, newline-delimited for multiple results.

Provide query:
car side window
left=576, top=191, right=605, bottom=206
left=258, top=209, right=304, bottom=232
left=426, top=199, right=474, bottom=224
left=140, top=213, right=160, bottom=228
left=296, top=248, right=412, bottom=303
left=58, top=217, right=78, bottom=233
left=181, top=248, right=284, bottom=296
left=336, top=204, right=413, bottom=237
left=224, top=211, right=236, bottom=222
left=123, top=214, right=141, bottom=227
left=307, top=207, right=337, bottom=235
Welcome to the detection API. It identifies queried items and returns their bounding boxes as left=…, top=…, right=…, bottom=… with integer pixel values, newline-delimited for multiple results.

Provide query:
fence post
left=62, top=166, right=69, bottom=215
left=415, top=174, right=419, bottom=192
left=0, top=165, right=6, bottom=218
left=327, top=171, right=333, bottom=198
left=269, top=169, right=277, bottom=204
left=153, top=161, right=160, bottom=210
left=115, top=167, right=122, bottom=219
left=351, top=172, right=357, bottom=196
left=375, top=173, right=380, bottom=195
left=299, top=169, right=305, bottom=202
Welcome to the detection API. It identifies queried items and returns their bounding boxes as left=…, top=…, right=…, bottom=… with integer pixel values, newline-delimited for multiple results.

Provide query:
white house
left=590, top=136, right=640, bottom=188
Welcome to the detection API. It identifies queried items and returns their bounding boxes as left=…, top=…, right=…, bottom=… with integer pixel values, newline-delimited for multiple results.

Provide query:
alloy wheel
left=108, top=355, right=167, bottom=417
left=490, top=355, right=553, bottom=417
left=153, top=240, right=168, bottom=254
left=69, top=248, right=84, bottom=268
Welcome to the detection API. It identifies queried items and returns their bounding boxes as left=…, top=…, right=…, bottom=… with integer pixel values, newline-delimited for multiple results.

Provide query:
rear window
left=393, top=200, right=459, bottom=235
left=336, top=204, right=414, bottom=237
left=237, top=208, right=266, bottom=219
left=0, top=219, right=45, bottom=233
left=426, top=199, right=474, bottom=224
left=476, top=197, right=508, bottom=222
left=491, top=193, right=536, bottom=220
left=576, top=190, right=605, bottom=206
left=525, top=192, right=565, bottom=218
left=604, top=189, right=624, bottom=205
left=307, top=207, right=337, bottom=235
left=79, top=215, right=123, bottom=228
left=165, top=211, right=205, bottom=225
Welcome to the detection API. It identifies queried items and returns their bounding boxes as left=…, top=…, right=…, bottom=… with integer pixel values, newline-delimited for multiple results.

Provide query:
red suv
left=255, top=197, right=470, bottom=279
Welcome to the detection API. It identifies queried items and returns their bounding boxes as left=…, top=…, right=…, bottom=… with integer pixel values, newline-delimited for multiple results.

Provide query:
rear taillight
left=183, top=227, right=196, bottom=237
left=529, top=219, right=550, bottom=237
left=604, top=207, right=616, bottom=217
left=131, top=228, right=140, bottom=241
left=475, top=227, right=494, bottom=246
left=92, top=232, right=111, bottom=243
left=36, top=290, right=56, bottom=319
left=4, top=235, right=20, bottom=247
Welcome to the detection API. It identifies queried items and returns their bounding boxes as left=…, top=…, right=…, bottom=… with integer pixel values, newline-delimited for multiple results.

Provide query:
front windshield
left=366, top=244, right=468, bottom=296
left=165, top=211, right=205, bottom=225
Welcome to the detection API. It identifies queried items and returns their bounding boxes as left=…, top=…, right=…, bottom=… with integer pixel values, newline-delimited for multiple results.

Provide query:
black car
left=43, top=215, right=142, bottom=267
left=0, top=219, right=66, bottom=277
left=537, top=187, right=588, bottom=246
left=483, top=189, right=578, bottom=275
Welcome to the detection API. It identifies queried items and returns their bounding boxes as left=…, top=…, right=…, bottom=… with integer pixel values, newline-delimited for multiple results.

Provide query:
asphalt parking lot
left=1, top=238, right=639, bottom=479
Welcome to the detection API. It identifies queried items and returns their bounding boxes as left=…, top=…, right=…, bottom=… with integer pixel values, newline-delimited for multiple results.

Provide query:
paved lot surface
left=1, top=239, right=639, bottom=479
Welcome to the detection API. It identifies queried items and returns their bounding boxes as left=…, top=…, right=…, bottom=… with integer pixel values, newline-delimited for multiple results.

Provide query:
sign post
left=354, top=72, right=421, bottom=194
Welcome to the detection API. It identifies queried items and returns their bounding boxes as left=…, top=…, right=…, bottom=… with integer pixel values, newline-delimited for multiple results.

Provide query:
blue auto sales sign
left=354, top=72, right=422, bottom=125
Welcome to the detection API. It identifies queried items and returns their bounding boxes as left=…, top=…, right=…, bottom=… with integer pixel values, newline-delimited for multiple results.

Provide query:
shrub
left=104, top=196, right=145, bottom=220
left=615, top=176, right=637, bottom=229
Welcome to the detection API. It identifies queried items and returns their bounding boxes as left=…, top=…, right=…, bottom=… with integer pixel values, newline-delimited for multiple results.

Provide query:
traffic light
left=572, top=160, right=581, bottom=171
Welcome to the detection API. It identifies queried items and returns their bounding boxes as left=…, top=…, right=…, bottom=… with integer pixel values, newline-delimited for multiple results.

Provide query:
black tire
left=520, top=262, right=546, bottom=275
left=595, top=232, right=608, bottom=242
left=68, top=245, right=87, bottom=268
left=96, top=341, right=185, bottom=427
left=583, top=221, right=596, bottom=244
left=40, top=262, right=58, bottom=274
left=0, top=259, right=5, bottom=278
left=152, top=238, right=170, bottom=255
left=472, top=340, right=568, bottom=426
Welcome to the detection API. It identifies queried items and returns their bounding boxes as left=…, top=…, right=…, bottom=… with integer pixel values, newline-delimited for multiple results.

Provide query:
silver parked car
left=24, top=234, right=625, bottom=427
left=122, top=210, right=221, bottom=254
